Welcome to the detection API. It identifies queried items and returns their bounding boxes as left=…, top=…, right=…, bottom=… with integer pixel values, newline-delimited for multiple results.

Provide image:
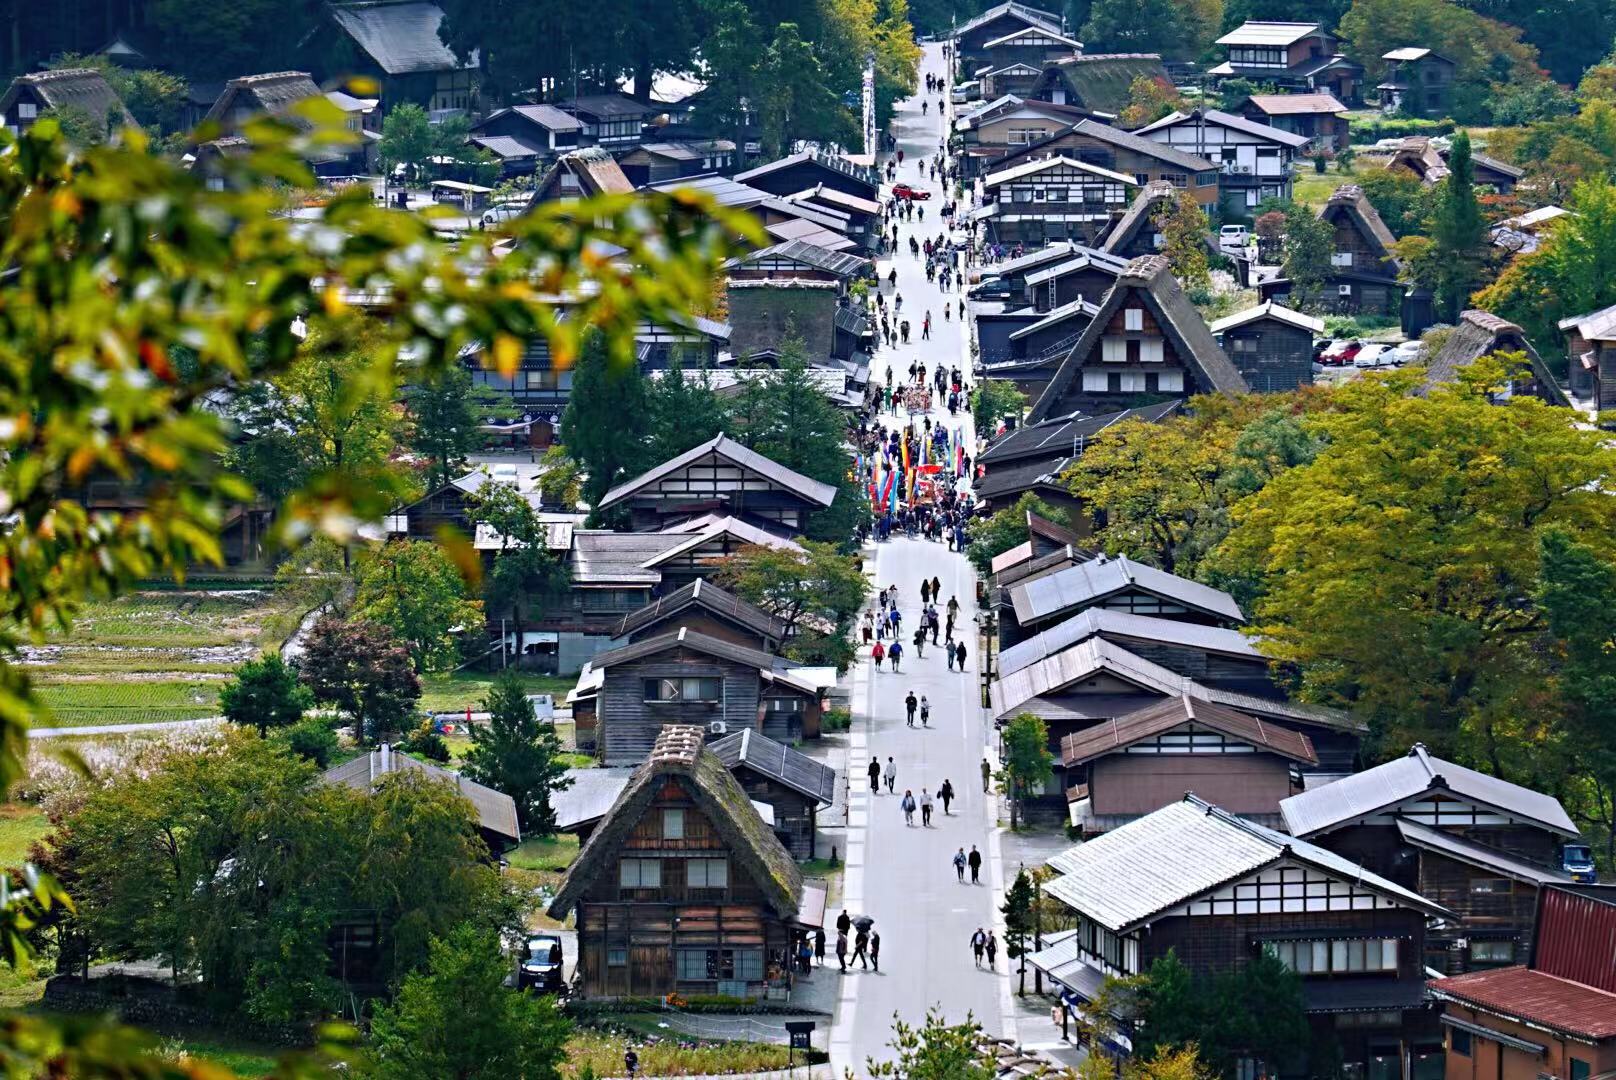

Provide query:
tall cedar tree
left=473, top=482, right=570, bottom=667
left=406, top=364, right=505, bottom=492
left=462, top=672, right=574, bottom=834
left=298, top=616, right=422, bottom=745
left=219, top=655, right=311, bottom=738
left=1432, top=130, right=1488, bottom=321
left=648, top=358, right=728, bottom=462
left=366, top=924, right=572, bottom=1080
left=561, top=332, right=651, bottom=512
left=1001, top=869, right=1037, bottom=994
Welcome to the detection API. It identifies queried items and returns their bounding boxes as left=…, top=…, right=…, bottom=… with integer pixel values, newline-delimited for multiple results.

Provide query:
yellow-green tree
left=1152, top=191, right=1210, bottom=294
left=1212, top=362, right=1616, bottom=772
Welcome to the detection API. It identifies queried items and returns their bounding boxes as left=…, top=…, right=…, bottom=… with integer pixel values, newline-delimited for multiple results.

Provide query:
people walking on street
left=968, top=844, right=983, bottom=884
left=920, top=579, right=931, bottom=604
left=971, top=928, right=986, bottom=967
left=954, top=641, right=967, bottom=671
left=919, top=695, right=931, bottom=726
left=870, top=931, right=881, bottom=972
left=901, top=789, right=916, bottom=825
left=940, top=778, right=955, bottom=814
left=838, top=909, right=851, bottom=935
left=913, top=626, right=926, bottom=658
left=885, top=756, right=897, bottom=793
left=954, top=847, right=968, bottom=881
left=871, top=640, right=885, bottom=670
left=853, top=927, right=870, bottom=969
left=869, top=757, right=882, bottom=793
left=815, top=927, right=826, bottom=967
left=946, top=644, right=955, bottom=671
left=920, top=788, right=934, bottom=826
left=981, top=757, right=992, bottom=792
left=889, top=640, right=903, bottom=671
left=986, top=931, right=998, bottom=970
left=905, top=690, right=918, bottom=727
left=836, top=932, right=848, bottom=971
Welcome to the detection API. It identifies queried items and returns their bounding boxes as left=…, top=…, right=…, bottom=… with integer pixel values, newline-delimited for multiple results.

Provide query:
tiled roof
left=1280, top=743, right=1579, bottom=837
left=1430, top=967, right=1616, bottom=1040
left=1247, top=92, right=1346, bottom=116
left=613, top=579, right=785, bottom=641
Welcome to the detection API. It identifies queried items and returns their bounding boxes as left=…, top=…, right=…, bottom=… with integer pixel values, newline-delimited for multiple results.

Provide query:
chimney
left=380, top=742, right=392, bottom=773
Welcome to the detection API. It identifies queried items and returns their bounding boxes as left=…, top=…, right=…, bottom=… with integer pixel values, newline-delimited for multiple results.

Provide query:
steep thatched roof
left=1320, top=184, right=1398, bottom=268
left=529, top=147, right=633, bottom=205
left=1040, top=55, right=1169, bottom=115
left=1422, top=309, right=1571, bottom=406
left=1029, top=255, right=1249, bottom=421
left=0, top=68, right=136, bottom=136
left=546, top=725, right=803, bottom=920
left=1100, top=180, right=1177, bottom=255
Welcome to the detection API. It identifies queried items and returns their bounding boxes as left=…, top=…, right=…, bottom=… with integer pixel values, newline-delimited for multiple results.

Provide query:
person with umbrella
left=852, top=924, right=871, bottom=969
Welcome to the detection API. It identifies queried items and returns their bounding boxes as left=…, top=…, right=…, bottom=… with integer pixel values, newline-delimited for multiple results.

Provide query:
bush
left=399, top=721, right=451, bottom=763
left=1323, top=314, right=1400, bottom=338
left=282, top=719, right=338, bottom=767
left=822, top=707, right=853, bottom=733
left=1348, top=115, right=1456, bottom=144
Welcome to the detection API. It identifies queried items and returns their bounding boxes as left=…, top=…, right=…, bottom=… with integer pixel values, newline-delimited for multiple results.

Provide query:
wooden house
left=614, top=579, right=786, bottom=653
left=953, top=96, right=1102, bottom=178
left=970, top=241, right=1093, bottom=298
left=1378, top=48, right=1456, bottom=118
left=597, top=433, right=836, bottom=535
left=1098, top=180, right=1176, bottom=260
left=724, top=240, right=870, bottom=290
left=1239, top=92, right=1348, bottom=149
left=1560, top=301, right=1616, bottom=412
left=981, top=61, right=1047, bottom=100
left=197, top=71, right=373, bottom=177
left=528, top=146, right=634, bottom=205
left=321, top=1, right=478, bottom=115
left=1136, top=107, right=1310, bottom=213
left=1387, top=135, right=1451, bottom=184
left=1209, top=301, right=1322, bottom=393
left=321, top=744, right=521, bottom=855
left=616, top=140, right=737, bottom=186
left=1032, top=796, right=1453, bottom=1078
left=1429, top=887, right=1616, bottom=1080
left=547, top=725, right=825, bottom=998
left=203, top=71, right=324, bottom=135
left=555, top=94, right=663, bottom=148
left=470, top=105, right=582, bottom=174
left=1023, top=246, right=1129, bottom=311
left=984, top=120, right=1219, bottom=208
left=1061, top=694, right=1318, bottom=836
left=979, top=299, right=1100, bottom=397
left=1027, top=54, right=1172, bottom=117
left=1259, top=184, right=1404, bottom=318
left=974, top=400, right=1179, bottom=515
left=952, top=1, right=1067, bottom=69
left=1208, top=22, right=1362, bottom=103
left=636, top=517, right=805, bottom=591
left=978, top=24, right=1083, bottom=77
left=1281, top=744, right=1581, bottom=975
left=977, top=154, right=1137, bottom=246
left=710, top=729, right=836, bottom=859
left=0, top=68, right=135, bottom=140
left=1421, top=310, right=1570, bottom=406
left=734, top=151, right=878, bottom=204
left=988, top=511, right=1094, bottom=585
left=1027, top=255, right=1248, bottom=422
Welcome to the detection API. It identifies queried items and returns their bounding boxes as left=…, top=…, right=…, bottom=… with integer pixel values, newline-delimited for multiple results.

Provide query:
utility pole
left=1033, top=872, right=1044, bottom=995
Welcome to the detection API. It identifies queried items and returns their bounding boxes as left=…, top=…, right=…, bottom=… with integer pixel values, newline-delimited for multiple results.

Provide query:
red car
left=891, top=183, right=931, bottom=201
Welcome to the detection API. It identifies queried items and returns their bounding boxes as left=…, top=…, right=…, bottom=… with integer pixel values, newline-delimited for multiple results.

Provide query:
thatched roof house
left=0, top=68, right=137, bottom=140
left=203, top=71, right=324, bottom=134
left=1422, top=309, right=1570, bottom=406
left=1100, top=180, right=1177, bottom=258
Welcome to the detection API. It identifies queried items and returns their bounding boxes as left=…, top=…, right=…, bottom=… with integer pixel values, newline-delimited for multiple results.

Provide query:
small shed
left=710, top=729, right=836, bottom=859
left=1208, top=301, right=1322, bottom=393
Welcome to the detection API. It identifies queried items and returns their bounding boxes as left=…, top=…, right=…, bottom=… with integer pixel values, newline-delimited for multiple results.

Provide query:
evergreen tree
left=219, top=655, right=311, bottom=738
left=473, top=481, right=570, bottom=669
left=998, top=713, right=1055, bottom=830
left=462, top=673, right=574, bottom=834
left=648, top=358, right=728, bottom=461
left=406, top=365, right=505, bottom=492
left=1001, top=869, right=1037, bottom=995
left=560, top=332, right=652, bottom=511
left=1280, top=204, right=1334, bottom=312
left=1431, top=130, right=1489, bottom=320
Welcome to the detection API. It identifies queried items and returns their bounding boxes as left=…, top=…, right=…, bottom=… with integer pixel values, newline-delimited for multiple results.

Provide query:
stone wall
left=42, top=976, right=313, bottom=1046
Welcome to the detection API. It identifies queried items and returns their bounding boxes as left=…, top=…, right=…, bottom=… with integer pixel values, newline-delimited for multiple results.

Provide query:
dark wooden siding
left=1222, top=319, right=1313, bottom=393
left=1091, top=752, right=1296, bottom=816
left=599, top=652, right=763, bottom=765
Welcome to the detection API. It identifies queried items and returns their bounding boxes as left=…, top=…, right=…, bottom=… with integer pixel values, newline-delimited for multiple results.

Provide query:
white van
left=951, top=81, right=981, bottom=104
left=1218, top=224, right=1250, bottom=253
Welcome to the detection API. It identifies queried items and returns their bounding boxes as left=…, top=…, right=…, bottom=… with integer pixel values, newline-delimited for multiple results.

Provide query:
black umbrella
left=852, top=914, right=875, bottom=931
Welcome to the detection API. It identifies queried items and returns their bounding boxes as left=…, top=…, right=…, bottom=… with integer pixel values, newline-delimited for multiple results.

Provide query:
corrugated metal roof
left=614, top=579, right=785, bottom=641
left=643, top=516, right=803, bottom=569
left=999, top=607, right=1259, bottom=677
left=1382, top=47, right=1433, bottom=61
left=1209, top=301, right=1324, bottom=335
left=1044, top=796, right=1447, bottom=931
left=1429, top=967, right=1616, bottom=1039
left=1216, top=21, right=1321, bottom=45
left=323, top=748, right=519, bottom=844
left=1397, top=819, right=1572, bottom=885
left=710, top=728, right=837, bottom=805
left=1008, top=553, right=1244, bottom=626
left=570, top=530, right=685, bottom=584
left=1280, top=744, right=1579, bottom=837
left=980, top=401, right=1180, bottom=466
left=1061, top=693, right=1317, bottom=766
left=329, top=1, right=472, bottom=75
left=551, top=767, right=634, bottom=830
left=953, top=1, right=1064, bottom=39
left=598, top=433, right=837, bottom=510
left=726, top=239, right=871, bottom=279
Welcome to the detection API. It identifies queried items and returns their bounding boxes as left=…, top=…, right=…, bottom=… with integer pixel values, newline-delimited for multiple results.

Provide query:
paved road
left=830, top=42, right=1013, bottom=1076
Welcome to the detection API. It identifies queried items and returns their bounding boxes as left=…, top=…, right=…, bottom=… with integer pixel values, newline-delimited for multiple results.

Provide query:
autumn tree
left=716, top=540, right=867, bottom=668
left=1153, top=191, right=1211, bottom=293
left=1119, top=75, right=1187, bottom=129
left=353, top=539, right=484, bottom=671
left=299, top=617, right=423, bottom=744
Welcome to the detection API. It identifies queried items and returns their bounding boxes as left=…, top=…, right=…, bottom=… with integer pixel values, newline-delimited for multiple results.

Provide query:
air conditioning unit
left=1235, top=165, right=1252, bottom=174
left=707, top=721, right=729, bottom=735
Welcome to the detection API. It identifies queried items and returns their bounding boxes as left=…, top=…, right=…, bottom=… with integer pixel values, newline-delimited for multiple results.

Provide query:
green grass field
left=33, top=681, right=222, bottom=727
left=0, top=805, right=50, bottom=866
left=418, top=672, right=576, bottom=714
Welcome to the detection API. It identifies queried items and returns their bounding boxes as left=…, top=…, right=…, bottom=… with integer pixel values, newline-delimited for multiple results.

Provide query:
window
left=1469, top=878, right=1511, bottom=895
left=1140, top=339, right=1164, bottom=363
left=1572, top=1059, right=1591, bottom=1080
left=677, top=947, right=763, bottom=982
left=1119, top=372, right=1145, bottom=392
left=1150, top=232, right=1165, bottom=249
left=766, top=697, right=804, bottom=713
left=1447, top=1027, right=1470, bottom=1057
left=1469, top=940, right=1515, bottom=963
left=1101, top=337, right=1126, bottom=363
left=1045, top=186, right=1066, bottom=202
left=687, top=858, right=728, bottom=888
left=16, top=103, right=35, bottom=119
left=1268, top=938, right=1398, bottom=974
left=1124, top=308, right=1144, bottom=331
left=1158, top=370, right=1184, bottom=392
left=607, top=947, right=628, bottom=967
left=1082, top=370, right=1108, bottom=391
left=1232, top=336, right=1259, bottom=354
left=1331, top=252, right=1354, bottom=267
left=662, top=809, right=685, bottom=839
left=619, top=858, right=661, bottom=888
left=643, top=677, right=721, bottom=702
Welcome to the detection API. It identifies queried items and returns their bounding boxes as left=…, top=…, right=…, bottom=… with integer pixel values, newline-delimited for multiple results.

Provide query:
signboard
left=862, top=52, right=876, bottom=160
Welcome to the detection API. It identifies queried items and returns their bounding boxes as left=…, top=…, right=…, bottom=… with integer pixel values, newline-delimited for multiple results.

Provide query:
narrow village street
left=830, top=41, right=1015, bottom=1075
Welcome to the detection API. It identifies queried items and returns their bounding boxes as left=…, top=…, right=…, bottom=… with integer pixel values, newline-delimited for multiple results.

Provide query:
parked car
left=1218, top=225, right=1250, bottom=254
left=1388, top=340, right=1424, bottom=366
left=952, top=81, right=982, bottom=104
left=969, top=276, right=1015, bottom=301
left=480, top=201, right=527, bottom=226
left=1320, top=339, right=1362, bottom=366
left=1353, top=342, right=1393, bottom=368
left=892, top=183, right=931, bottom=201
left=1311, top=338, right=1332, bottom=363
left=518, top=932, right=565, bottom=993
